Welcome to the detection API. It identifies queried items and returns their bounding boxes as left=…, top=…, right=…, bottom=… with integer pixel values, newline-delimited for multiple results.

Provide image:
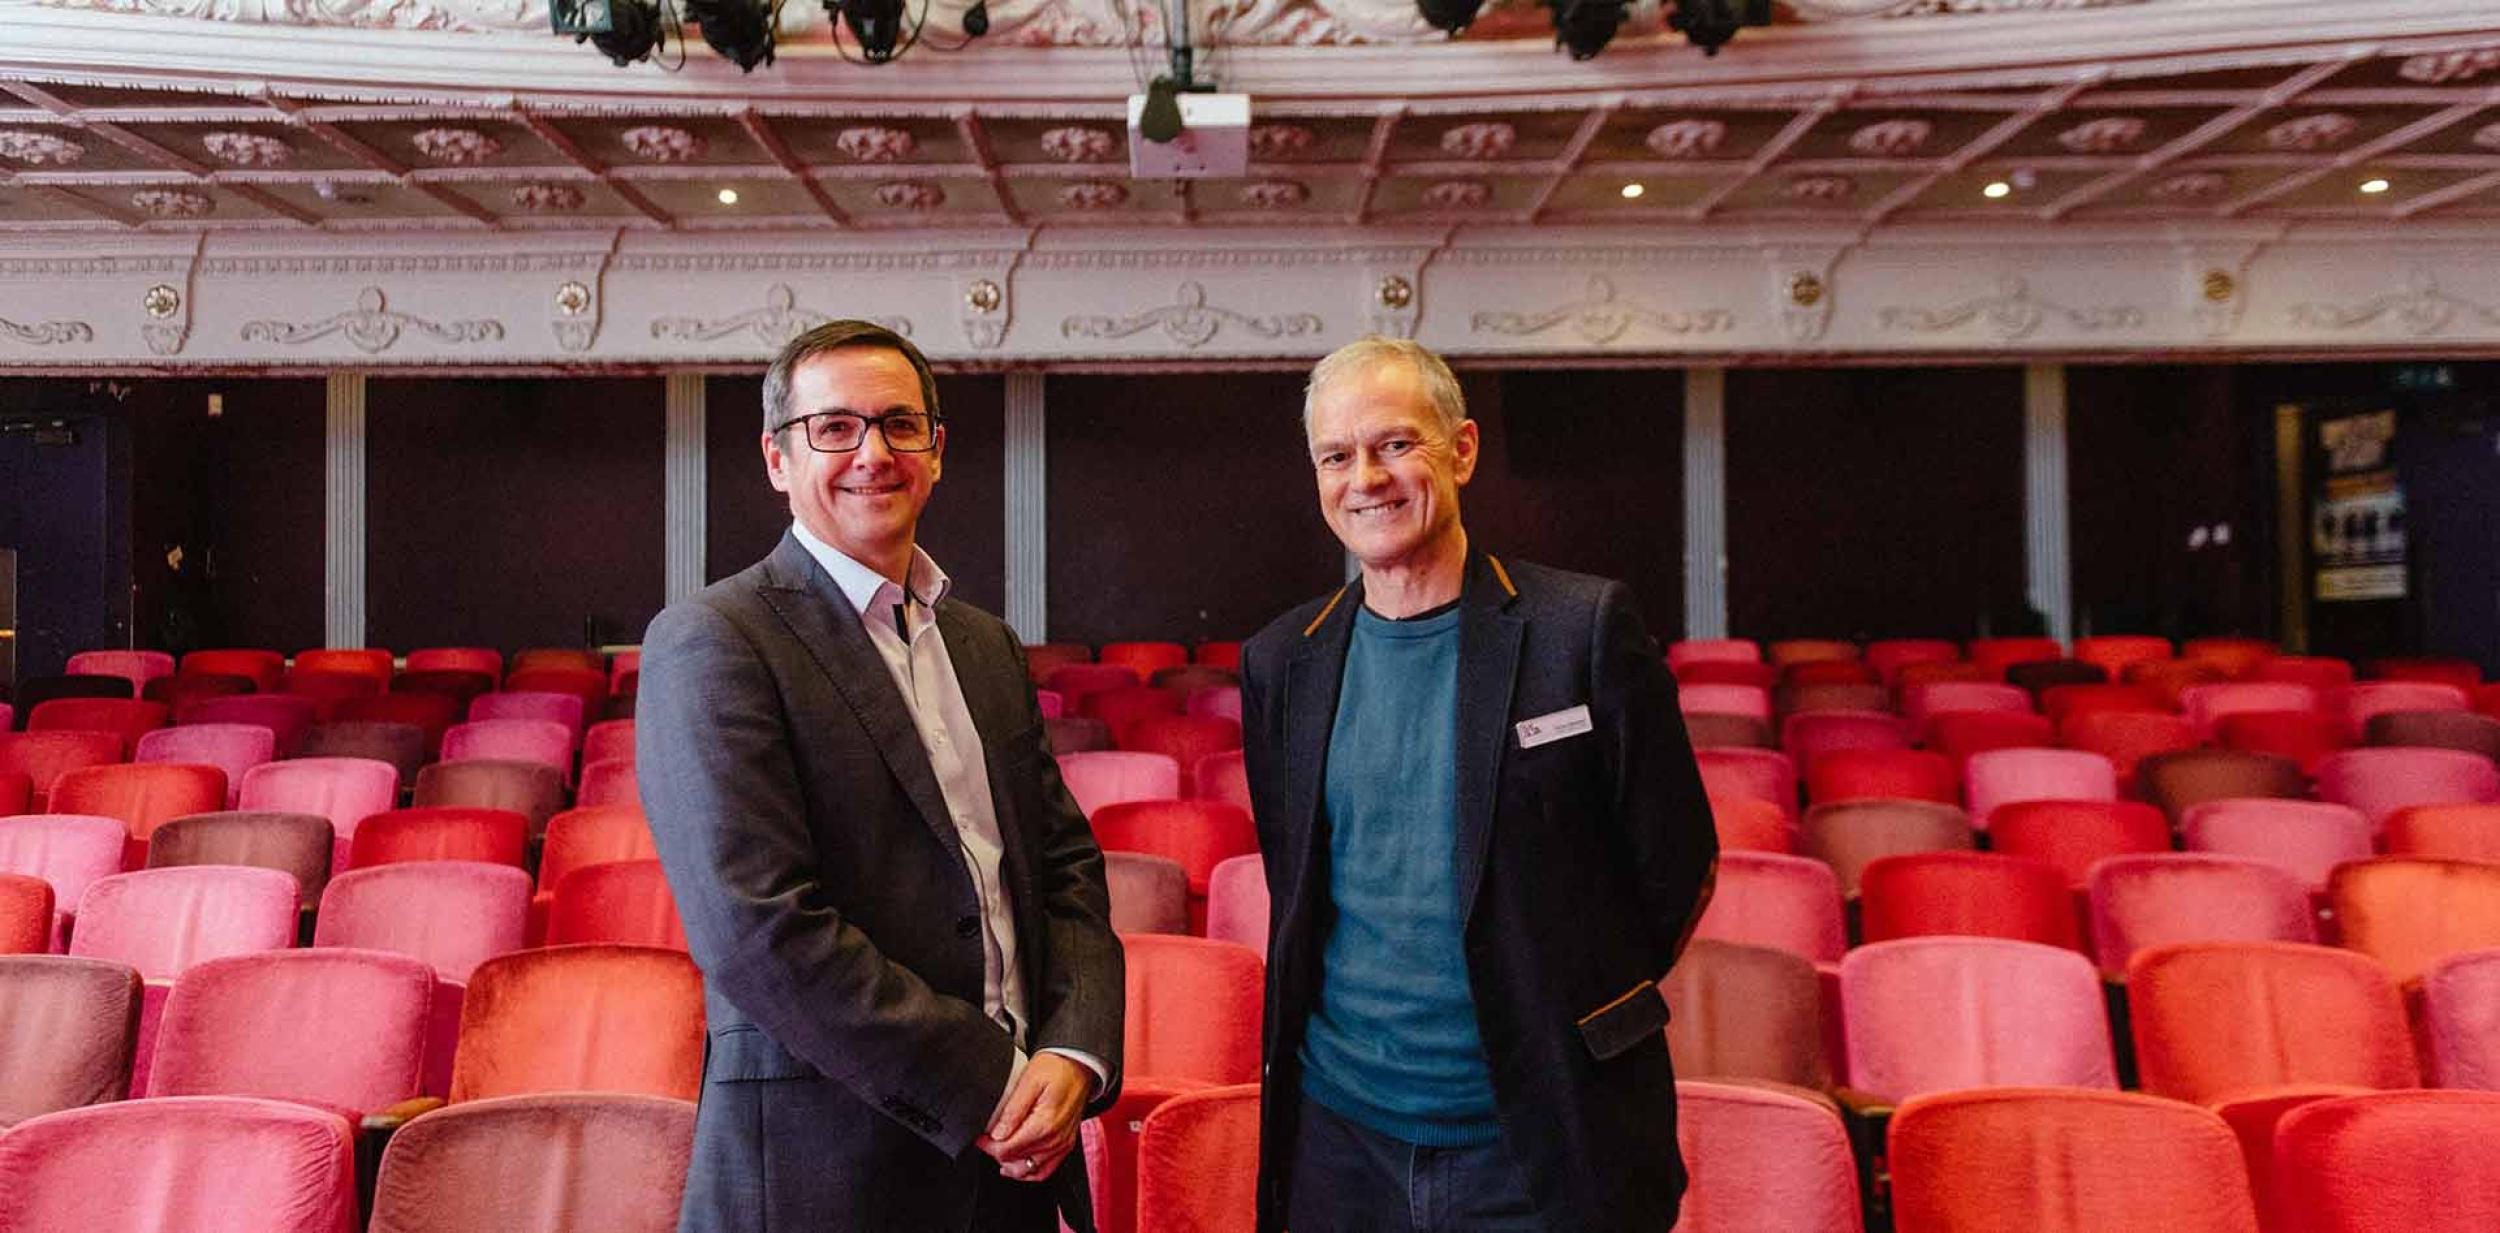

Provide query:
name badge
left=1516, top=704, right=1594, bottom=749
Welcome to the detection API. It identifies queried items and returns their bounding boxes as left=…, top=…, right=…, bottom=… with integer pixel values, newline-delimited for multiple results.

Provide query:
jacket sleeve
left=636, top=598, right=1017, bottom=1157
left=1588, top=582, right=1720, bottom=972
left=1004, top=633, right=1127, bottom=1118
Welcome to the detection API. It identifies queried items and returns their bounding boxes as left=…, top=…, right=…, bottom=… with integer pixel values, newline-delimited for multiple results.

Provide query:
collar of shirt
left=789, top=521, right=952, bottom=631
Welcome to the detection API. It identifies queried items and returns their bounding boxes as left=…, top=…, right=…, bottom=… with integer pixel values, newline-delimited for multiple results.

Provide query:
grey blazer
left=638, top=532, right=1124, bottom=1233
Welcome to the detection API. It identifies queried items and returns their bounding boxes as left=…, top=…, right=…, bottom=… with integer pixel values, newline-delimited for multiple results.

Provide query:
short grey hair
left=761, top=319, right=939, bottom=437
left=1302, top=336, right=1467, bottom=439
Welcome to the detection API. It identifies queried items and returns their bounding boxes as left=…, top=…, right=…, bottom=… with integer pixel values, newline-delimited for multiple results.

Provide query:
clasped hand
left=976, top=1052, right=1091, bottom=1183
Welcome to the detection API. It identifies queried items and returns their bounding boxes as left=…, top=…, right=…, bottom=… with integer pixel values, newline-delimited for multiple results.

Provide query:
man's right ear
left=762, top=431, right=792, bottom=493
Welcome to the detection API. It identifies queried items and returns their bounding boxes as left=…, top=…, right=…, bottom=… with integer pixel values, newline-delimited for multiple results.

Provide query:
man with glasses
left=1238, top=336, right=1718, bottom=1233
left=639, top=320, right=1123, bottom=1233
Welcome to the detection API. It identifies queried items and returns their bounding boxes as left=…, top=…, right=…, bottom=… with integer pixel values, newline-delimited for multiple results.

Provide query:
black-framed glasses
left=774, top=410, right=943, bottom=453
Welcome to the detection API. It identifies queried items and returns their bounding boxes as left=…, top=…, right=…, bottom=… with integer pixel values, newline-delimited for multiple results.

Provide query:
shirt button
left=955, top=916, right=980, bottom=938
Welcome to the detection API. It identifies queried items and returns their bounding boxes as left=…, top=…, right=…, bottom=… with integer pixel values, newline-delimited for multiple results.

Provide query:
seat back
left=0, top=954, right=141, bottom=1127
left=1768, top=639, right=1859, bottom=667
left=1964, top=748, right=2117, bottom=830
left=2364, top=711, right=2500, bottom=761
left=151, top=948, right=433, bottom=1115
left=2127, top=658, right=2233, bottom=706
left=1116, top=717, right=1242, bottom=794
left=1905, top=682, right=2034, bottom=732
left=2181, top=683, right=2320, bottom=740
left=2250, top=656, right=2354, bottom=691
left=145, top=811, right=334, bottom=908
left=1134, top=1085, right=1261, bottom=1233
left=509, top=649, right=604, bottom=676
left=1865, top=639, right=1961, bottom=685
left=412, top=760, right=567, bottom=836
left=135, top=723, right=277, bottom=806
left=178, top=694, right=319, bottom=755
left=441, top=720, right=574, bottom=775
left=348, top=807, right=529, bottom=870
left=2072, top=636, right=2173, bottom=679
left=449, top=944, right=704, bottom=1102
left=68, top=866, right=298, bottom=982
left=0, top=1094, right=357, bottom=1233
left=13, top=675, right=137, bottom=718
left=314, top=861, right=531, bottom=983
left=1122, top=934, right=1263, bottom=1085
left=2087, top=854, right=2316, bottom=976
left=1047, top=716, right=1114, bottom=754
left=291, top=648, right=394, bottom=686
left=2127, top=941, right=2414, bottom=1105
left=1888, top=1089, right=2258, bottom=1233
left=1203, top=854, right=1268, bottom=952
left=0, top=770, right=24, bottom=816
left=1055, top=751, right=1182, bottom=818
left=0, top=814, right=126, bottom=934
left=1779, top=711, right=1910, bottom=774
left=2183, top=638, right=2277, bottom=678
left=238, top=758, right=399, bottom=868
left=1672, top=1081, right=1863, bottom=1233
left=2007, top=659, right=2110, bottom=697
left=1799, top=799, right=1975, bottom=898
left=2342, top=681, right=2473, bottom=739
left=577, top=758, right=640, bottom=808
left=298, top=722, right=427, bottom=788
left=1926, top=711, right=2058, bottom=768
left=1988, top=800, right=2172, bottom=889
left=26, top=698, right=170, bottom=757
left=0, top=872, right=52, bottom=954
left=65, top=650, right=178, bottom=693
left=52, top=762, right=230, bottom=853
left=1668, top=638, right=1762, bottom=669
left=1183, top=685, right=1242, bottom=722
left=1091, top=801, right=1261, bottom=898
left=2271, top=1091, right=2500, bottom=1233
left=2138, top=750, right=2307, bottom=825
left=538, top=806, right=657, bottom=891
left=2181, top=799, right=2373, bottom=892
left=1859, top=851, right=2080, bottom=949
left=581, top=719, right=637, bottom=768
left=1099, top=642, right=1189, bottom=681
left=1192, top=749, right=1251, bottom=811
left=1690, top=851, right=1847, bottom=964
left=1660, top=940, right=1829, bottom=1090
left=2039, top=683, right=2169, bottom=725
left=2383, top=804, right=2500, bottom=865
left=1968, top=638, right=2066, bottom=678
left=1805, top=748, right=1957, bottom=807
left=1104, top=851, right=1190, bottom=935
left=2058, top=711, right=2198, bottom=786
left=2316, top=748, right=2500, bottom=829
left=1684, top=713, right=1774, bottom=750
left=1041, top=663, right=1143, bottom=708
left=368, top=1092, right=695, bottom=1233
left=544, top=861, right=688, bottom=951
left=1710, top=794, right=1796, bottom=854
left=1682, top=684, right=1772, bottom=723
left=1022, top=643, right=1094, bottom=683
left=497, top=673, right=607, bottom=720
left=2329, top=858, right=2500, bottom=984
left=1842, top=938, right=2116, bottom=1101
left=1694, top=748, right=1797, bottom=817
left=1677, top=660, right=1777, bottom=689
left=0, top=731, right=129, bottom=806
left=1085, top=686, right=1186, bottom=738
left=2421, top=949, right=2500, bottom=1091
left=2216, top=709, right=2347, bottom=773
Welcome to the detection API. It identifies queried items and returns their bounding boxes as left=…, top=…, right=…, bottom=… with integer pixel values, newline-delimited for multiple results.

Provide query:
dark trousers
left=966, top=1168, right=1060, bottom=1233
left=1286, top=1097, right=1544, bottom=1233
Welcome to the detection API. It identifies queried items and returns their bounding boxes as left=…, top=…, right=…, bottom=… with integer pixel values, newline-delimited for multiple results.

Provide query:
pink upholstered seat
left=1134, top=1085, right=1261, bottom=1233
left=1123, top=934, right=1264, bottom=1086
left=2328, top=858, right=2500, bottom=985
left=1989, top=800, right=2173, bottom=890
left=1805, top=748, right=1958, bottom=807
left=26, top=698, right=171, bottom=758
left=0, top=954, right=142, bottom=1127
left=1858, top=850, right=2081, bottom=950
left=0, top=1095, right=357, bottom=1233
left=1691, top=851, right=1847, bottom=965
left=1695, top=748, right=1798, bottom=818
left=239, top=756, right=400, bottom=874
left=1968, top=637, right=2067, bottom=679
left=2271, top=1091, right=2500, bottom=1232
left=468, top=691, right=587, bottom=745
left=1904, top=682, right=2034, bottom=736
left=315, top=861, right=532, bottom=1098
left=1663, top=942, right=1831, bottom=1090
left=405, top=647, right=503, bottom=684
left=0, top=873, right=52, bottom=955
left=581, top=719, right=637, bottom=768
left=450, top=944, right=704, bottom=1103
left=1963, top=747, right=2118, bottom=831
left=2181, top=683, right=2321, bottom=740
left=66, top=650, right=177, bottom=694
left=178, top=694, right=320, bottom=756
left=1865, top=639, right=1961, bottom=685
left=2383, top=804, right=2500, bottom=865
left=136, top=724, right=276, bottom=809
left=1204, top=853, right=1268, bottom=952
left=368, top=1092, right=695, bottom=1233
left=2181, top=799, right=2374, bottom=893
left=2127, top=941, right=2416, bottom=1106
left=1672, top=1081, right=1863, bottom=1233
left=2087, top=854, right=2316, bottom=977
left=1779, top=711, right=1911, bottom=775
left=1842, top=937, right=2117, bottom=1101
left=1682, top=684, right=1773, bottom=724
left=2340, top=681, right=2473, bottom=740
left=1185, top=686, right=1242, bottom=722
left=50, top=763, right=230, bottom=869
left=0, top=732, right=127, bottom=812
left=1105, top=851, right=1191, bottom=935
left=576, top=757, right=640, bottom=808
left=2420, top=948, right=2500, bottom=1091
left=544, top=860, right=688, bottom=951
left=1668, top=638, right=1762, bottom=670
left=1092, top=801, right=1258, bottom=931
left=1192, top=749, right=1250, bottom=811
left=1055, top=751, right=1182, bottom=818
left=441, top=720, right=575, bottom=778
left=68, top=865, right=298, bottom=1096
left=0, top=814, right=126, bottom=950
left=2315, top=748, right=2500, bottom=831
left=151, top=947, right=433, bottom=1119
left=1800, top=799, right=1976, bottom=899
left=2073, top=636, right=2174, bottom=679
left=1888, top=1089, right=2258, bottom=1233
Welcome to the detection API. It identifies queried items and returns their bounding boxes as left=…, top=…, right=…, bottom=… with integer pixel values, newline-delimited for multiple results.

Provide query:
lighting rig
left=1414, top=0, right=1769, bottom=59
left=549, top=0, right=991, bottom=70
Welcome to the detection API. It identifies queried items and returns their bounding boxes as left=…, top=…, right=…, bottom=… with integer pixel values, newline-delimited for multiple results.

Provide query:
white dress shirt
left=789, top=522, right=1105, bottom=1108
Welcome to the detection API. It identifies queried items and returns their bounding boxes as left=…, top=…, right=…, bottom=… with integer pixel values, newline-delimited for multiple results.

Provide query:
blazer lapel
left=754, top=532, right=959, bottom=854
left=1279, top=577, right=1361, bottom=931
left=1454, top=551, right=1525, bottom=927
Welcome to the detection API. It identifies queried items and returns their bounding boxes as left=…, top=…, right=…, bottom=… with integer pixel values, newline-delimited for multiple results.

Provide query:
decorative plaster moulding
left=1645, top=120, right=1727, bottom=160
left=2056, top=116, right=2144, bottom=154
left=620, top=125, right=707, bottom=163
left=1440, top=123, right=1517, bottom=161
left=1039, top=126, right=1117, bottom=163
left=410, top=127, right=504, bottom=166
left=1247, top=124, right=1318, bottom=161
left=0, top=130, right=85, bottom=166
left=873, top=182, right=945, bottom=210
left=1058, top=181, right=1128, bottom=209
left=1239, top=180, right=1310, bottom=209
left=2264, top=113, right=2358, bottom=152
left=200, top=130, right=293, bottom=167
left=835, top=126, right=917, bottom=163
left=1849, top=118, right=1933, bottom=157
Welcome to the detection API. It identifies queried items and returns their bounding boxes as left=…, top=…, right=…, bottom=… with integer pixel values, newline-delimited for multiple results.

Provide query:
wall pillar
left=2024, top=362, right=2074, bottom=644
left=323, top=373, right=365, bottom=648
left=1682, top=366, right=1728, bottom=641
left=1003, top=372, right=1047, bottom=643
left=664, top=373, right=708, bottom=605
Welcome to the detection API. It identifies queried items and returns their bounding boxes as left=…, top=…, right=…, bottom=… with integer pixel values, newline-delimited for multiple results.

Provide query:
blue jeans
left=1286, top=1097, right=1545, bottom=1233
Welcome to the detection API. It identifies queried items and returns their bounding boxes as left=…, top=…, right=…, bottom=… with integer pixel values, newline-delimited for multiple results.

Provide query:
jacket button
left=955, top=915, right=980, bottom=938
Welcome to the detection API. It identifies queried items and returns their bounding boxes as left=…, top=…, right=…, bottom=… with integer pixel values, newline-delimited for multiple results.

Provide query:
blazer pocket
left=706, top=1024, right=819, bottom=1082
left=1574, top=982, right=1670, bottom=1061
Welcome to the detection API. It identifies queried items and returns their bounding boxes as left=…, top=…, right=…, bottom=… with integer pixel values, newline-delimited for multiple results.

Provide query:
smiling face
left=762, top=344, right=943, bottom=578
left=1306, top=356, right=1477, bottom=576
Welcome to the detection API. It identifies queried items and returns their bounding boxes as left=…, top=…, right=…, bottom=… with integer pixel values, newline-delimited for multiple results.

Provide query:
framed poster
left=2312, top=409, right=2406, bottom=603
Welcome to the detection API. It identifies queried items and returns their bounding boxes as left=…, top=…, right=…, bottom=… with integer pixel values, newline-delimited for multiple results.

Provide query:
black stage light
left=830, top=0, right=909, bottom=62
left=1137, top=76, right=1185, bottom=144
left=583, top=0, right=666, bottom=65
left=549, top=0, right=616, bottom=33
left=1548, top=0, right=1626, bottom=60
left=962, top=0, right=989, bottom=37
left=1665, top=0, right=1770, bottom=56
left=1416, top=0, right=1484, bottom=35
left=685, top=0, right=775, bottom=69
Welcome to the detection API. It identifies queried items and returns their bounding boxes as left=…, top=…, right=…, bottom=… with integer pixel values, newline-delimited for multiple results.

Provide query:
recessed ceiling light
left=1620, top=183, right=1645, bottom=200
left=2359, top=178, right=2390, bottom=195
left=1983, top=181, right=2012, bottom=199
left=716, top=188, right=741, bottom=205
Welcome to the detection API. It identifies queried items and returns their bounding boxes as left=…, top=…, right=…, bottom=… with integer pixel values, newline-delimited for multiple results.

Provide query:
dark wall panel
left=706, top=373, right=1005, bottom=614
left=127, top=379, right=326, bottom=656
left=366, top=378, right=664, bottom=653
left=1725, top=367, right=2027, bottom=642
left=1470, top=370, right=1685, bottom=636
left=2067, top=365, right=2272, bottom=640
left=1045, top=373, right=1341, bottom=647
left=0, top=381, right=123, bottom=678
